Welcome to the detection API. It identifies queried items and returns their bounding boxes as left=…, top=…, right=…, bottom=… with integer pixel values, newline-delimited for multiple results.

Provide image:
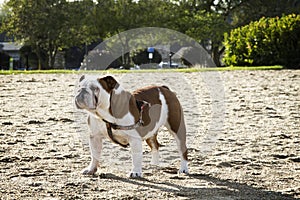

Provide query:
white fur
left=143, top=89, right=168, bottom=139
left=174, top=134, right=189, bottom=174
left=82, top=116, right=105, bottom=175
left=128, top=137, right=143, bottom=177
left=114, top=84, right=125, bottom=95
left=150, top=150, right=160, bottom=166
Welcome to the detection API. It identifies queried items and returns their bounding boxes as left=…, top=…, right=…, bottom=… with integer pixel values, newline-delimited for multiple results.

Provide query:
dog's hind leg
left=146, top=133, right=160, bottom=165
left=160, top=87, right=188, bottom=174
left=166, top=113, right=189, bottom=174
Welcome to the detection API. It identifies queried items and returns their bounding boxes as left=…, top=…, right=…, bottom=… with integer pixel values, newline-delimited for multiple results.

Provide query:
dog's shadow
left=98, top=168, right=296, bottom=200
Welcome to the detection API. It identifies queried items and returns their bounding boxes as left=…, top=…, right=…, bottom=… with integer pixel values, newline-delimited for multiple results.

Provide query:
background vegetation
left=223, top=14, right=300, bottom=68
left=0, top=0, right=299, bottom=69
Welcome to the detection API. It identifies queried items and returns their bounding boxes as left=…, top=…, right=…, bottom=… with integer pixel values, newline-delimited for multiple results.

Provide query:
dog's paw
left=129, top=172, right=142, bottom=178
left=178, top=164, right=189, bottom=174
left=178, top=160, right=189, bottom=174
left=178, top=168, right=189, bottom=174
left=82, top=167, right=97, bottom=175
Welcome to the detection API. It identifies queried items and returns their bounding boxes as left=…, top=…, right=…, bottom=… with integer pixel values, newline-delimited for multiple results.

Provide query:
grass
left=0, top=65, right=284, bottom=75
left=0, top=69, right=78, bottom=75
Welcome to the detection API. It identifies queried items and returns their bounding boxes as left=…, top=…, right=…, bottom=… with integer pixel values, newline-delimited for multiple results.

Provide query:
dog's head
left=75, top=75, right=118, bottom=111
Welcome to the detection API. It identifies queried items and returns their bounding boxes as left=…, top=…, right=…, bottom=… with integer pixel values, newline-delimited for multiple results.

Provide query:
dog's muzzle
left=75, top=97, right=83, bottom=109
left=75, top=88, right=90, bottom=109
left=75, top=96, right=85, bottom=109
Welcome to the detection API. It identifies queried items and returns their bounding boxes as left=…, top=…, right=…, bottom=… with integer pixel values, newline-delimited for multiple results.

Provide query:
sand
left=0, top=70, right=299, bottom=199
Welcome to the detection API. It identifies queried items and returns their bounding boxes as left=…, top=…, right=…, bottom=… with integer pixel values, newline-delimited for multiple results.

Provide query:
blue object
left=147, top=47, right=155, bottom=53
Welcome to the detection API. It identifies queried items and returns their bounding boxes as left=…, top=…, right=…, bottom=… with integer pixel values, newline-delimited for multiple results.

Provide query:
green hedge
left=223, top=14, right=300, bottom=68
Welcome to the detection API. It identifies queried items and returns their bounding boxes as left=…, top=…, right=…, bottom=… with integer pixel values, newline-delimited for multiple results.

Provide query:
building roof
left=0, top=42, right=23, bottom=51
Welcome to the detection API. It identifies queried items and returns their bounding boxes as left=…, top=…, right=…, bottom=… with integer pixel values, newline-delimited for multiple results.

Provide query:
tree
left=229, top=0, right=300, bottom=27
left=171, top=0, right=300, bottom=67
left=1, top=0, right=96, bottom=69
left=171, top=0, right=231, bottom=66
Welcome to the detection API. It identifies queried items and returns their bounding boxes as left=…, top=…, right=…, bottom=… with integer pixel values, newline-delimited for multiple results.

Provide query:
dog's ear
left=98, top=76, right=119, bottom=93
left=79, top=75, right=85, bottom=82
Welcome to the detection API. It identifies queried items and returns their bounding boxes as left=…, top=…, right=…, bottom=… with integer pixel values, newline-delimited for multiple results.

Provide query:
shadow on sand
left=99, top=169, right=296, bottom=200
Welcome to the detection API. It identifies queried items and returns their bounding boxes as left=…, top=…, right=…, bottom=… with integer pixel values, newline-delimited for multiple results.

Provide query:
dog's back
left=133, top=85, right=183, bottom=131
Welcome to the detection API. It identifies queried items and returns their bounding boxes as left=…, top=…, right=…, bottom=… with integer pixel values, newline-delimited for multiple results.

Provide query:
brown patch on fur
left=183, top=149, right=188, bottom=161
left=161, top=85, right=170, bottom=90
left=110, top=90, right=135, bottom=119
left=159, top=86, right=182, bottom=133
left=146, top=134, right=160, bottom=151
left=98, top=76, right=119, bottom=93
left=133, top=86, right=162, bottom=125
left=129, top=96, right=140, bottom=123
left=160, top=86, right=188, bottom=162
left=133, top=86, right=163, bottom=137
left=98, top=76, right=132, bottom=119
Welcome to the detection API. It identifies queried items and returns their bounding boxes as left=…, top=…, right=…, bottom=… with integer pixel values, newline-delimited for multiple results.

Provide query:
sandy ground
left=0, top=70, right=299, bottom=199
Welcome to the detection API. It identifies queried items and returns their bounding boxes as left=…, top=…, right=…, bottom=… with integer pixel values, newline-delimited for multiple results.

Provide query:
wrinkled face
left=75, top=75, right=100, bottom=111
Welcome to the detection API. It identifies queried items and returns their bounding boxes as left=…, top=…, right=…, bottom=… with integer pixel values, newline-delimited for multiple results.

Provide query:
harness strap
left=103, top=118, right=143, bottom=131
left=102, top=100, right=150, bottom=148
left=104, top=121, right=129, bottom=148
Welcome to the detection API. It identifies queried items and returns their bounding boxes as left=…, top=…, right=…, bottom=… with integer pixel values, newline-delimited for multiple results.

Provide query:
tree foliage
left=229, top=0, right=300, bottom=27
left=1, top=0, right=299, bottom=69
left=1, top=0, right=95, bottom=69
left=223, top=14, right=300, bottom=68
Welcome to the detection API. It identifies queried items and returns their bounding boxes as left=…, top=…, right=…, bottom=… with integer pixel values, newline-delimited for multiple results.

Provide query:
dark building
left=0, top=33, right=23, bottom=70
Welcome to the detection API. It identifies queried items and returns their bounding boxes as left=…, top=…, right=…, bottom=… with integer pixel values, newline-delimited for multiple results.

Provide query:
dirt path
left=0, top=70, right=299, bottom=199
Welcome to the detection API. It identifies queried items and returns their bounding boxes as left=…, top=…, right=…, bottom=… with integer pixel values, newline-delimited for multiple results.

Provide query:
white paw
left=178, top=167, right=189, bottom=174
left=129, top=172, right=142, bottom=178
left=178, top=160, right=189, bottom=174
left=82, top=167, right=97, bottom=175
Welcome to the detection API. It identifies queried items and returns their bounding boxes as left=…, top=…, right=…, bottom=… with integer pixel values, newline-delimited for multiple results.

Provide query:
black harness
left=102, top=100, right=149, bottom=148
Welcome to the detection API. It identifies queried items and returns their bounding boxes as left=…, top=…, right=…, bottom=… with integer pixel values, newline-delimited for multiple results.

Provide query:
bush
left=223, top=14, right=300, bottom=68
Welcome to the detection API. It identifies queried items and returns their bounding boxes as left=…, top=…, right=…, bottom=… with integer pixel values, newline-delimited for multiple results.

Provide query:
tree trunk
left=211, top=45, right=221, bottom=67
left=49, top=50, right=57, bottom=69
left=35, top=46, right=48, bottom=70
left=117, top=31, right=131, bottom=68
left=211, top=43, right=224, bottom=67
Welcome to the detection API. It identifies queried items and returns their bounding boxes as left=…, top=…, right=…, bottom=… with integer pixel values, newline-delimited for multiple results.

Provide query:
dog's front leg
left=128, top=137, right=143, bottom=178
left=82, top=134, right=103, bottom=175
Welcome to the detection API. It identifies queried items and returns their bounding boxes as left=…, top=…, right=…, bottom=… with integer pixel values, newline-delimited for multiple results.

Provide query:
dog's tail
left=161, top=85, right=177, bottom=96
left=162, top=85, right=170, bottom=90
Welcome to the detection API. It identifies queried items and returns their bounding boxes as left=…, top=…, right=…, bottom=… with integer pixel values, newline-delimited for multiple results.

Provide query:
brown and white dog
left=75, top=75, right=188, bottom=177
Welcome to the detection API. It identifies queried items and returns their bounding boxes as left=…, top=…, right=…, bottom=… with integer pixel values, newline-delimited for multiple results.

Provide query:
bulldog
left=75, top=75, right=188, bottom=177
